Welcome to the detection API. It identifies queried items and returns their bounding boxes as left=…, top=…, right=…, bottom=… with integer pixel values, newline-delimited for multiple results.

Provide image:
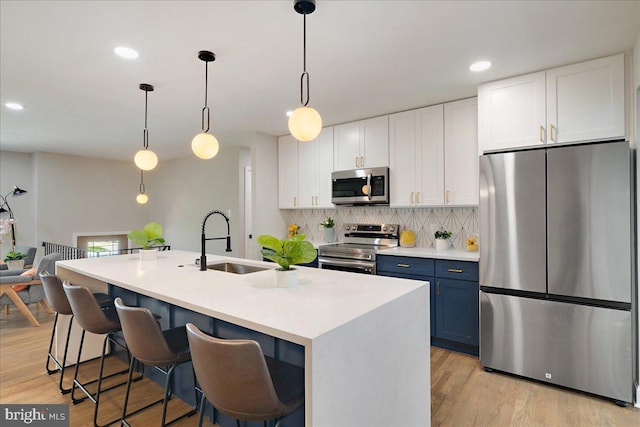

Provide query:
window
left=77, top=234, right=128, bottom=257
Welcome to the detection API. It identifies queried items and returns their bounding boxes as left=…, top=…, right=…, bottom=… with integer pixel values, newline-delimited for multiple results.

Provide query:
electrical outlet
left=545, top=373, right=552, bottom=379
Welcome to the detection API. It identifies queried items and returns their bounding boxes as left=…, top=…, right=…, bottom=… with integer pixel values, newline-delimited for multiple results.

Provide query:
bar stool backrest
left=63, top=282, right=118, bottom=334
left=40, top=273, right=72, bottom=315
left=186, top=323, right=288, bottom=421
left=114, top=297, right=182, bottom=366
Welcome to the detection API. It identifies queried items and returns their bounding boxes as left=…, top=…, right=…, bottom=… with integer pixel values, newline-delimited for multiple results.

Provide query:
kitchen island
left=56, top=250, right=430, bottom=427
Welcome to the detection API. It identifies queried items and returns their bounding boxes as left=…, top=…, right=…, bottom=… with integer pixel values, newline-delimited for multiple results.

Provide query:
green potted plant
left=257, top=234, right=317, bottom=287
left=128, top=222, right=166, bottom=261
left=4, top=250, right=27, bottom=270
left=320, top=217, right=336, bottom=243
left=434, top=229, right=452, bottom=251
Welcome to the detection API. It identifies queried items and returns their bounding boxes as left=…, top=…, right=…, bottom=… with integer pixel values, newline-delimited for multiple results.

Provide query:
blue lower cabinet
left=376, top=256, right=479, bottom=356
left=434, top=278, right=479, bottom=346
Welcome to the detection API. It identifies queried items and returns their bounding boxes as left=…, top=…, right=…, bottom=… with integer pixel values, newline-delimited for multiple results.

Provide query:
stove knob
left=389, top=226, right=395, bottom=232
left=345, top=225, right=350, bottom=231
left=382, top=226, right=387, bottom=232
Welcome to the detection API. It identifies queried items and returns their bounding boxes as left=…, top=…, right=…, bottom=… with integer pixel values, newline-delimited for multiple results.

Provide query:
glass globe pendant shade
left=288, top=106, right=322, bottom=142
left=136, top=193, right=149, bottom=204
left=191, top=132, right=220, bottom=159
left=134, top=149, right=158, bottom=171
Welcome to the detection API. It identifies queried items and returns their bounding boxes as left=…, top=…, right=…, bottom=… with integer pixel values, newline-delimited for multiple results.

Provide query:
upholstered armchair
left=0, top=253, right=61, bottom=326
left=0, top=245, right=37, bottom=270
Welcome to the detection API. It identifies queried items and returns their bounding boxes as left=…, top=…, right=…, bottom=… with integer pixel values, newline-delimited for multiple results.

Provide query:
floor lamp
left=0, top=186, right=28, bottom=251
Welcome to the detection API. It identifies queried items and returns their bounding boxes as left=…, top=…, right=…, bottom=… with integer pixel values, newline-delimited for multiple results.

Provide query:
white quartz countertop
left=379, top=246, right=480, bottom=262
left=56, top=250, right=426, bottom=346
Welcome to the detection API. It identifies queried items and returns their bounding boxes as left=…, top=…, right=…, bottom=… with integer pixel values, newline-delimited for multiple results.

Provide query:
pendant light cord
left=201, top=61, right=211, bottom=133
left=139, top=170, right=145, bottom=194
left=300, top=13, right=310, bottom=107
left=143, top=89, right=149, bottom=149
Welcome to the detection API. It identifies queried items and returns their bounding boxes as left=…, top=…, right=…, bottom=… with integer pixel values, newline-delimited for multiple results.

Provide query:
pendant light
left=136, top=170, right=148, bottom=204
left=134, top=83, right=158, bottom=171
left=192, top=50, right=220, bottom=159
left=288, top=0, right=322, bottom=142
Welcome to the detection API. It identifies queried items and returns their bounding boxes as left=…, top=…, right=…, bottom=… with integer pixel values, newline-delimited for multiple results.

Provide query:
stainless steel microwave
left=331, top=167, right=389, bottom=205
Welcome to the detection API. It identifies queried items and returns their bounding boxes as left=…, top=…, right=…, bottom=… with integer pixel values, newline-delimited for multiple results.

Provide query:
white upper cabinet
left=278, top=128, right=334, bottom=210
left=278, top=135, right=298, bottom=209
left=478, top=72, right=545, bottom=152
left=389, top=105, right=444, bottom=207
left=479, top=53, right=625, bottom=153
left=298, top=127, right=334, bottom=208
left=334, top=116, right=389, bottom=170
left=444, top=98, right=479, bottom=206
left=546, top=54, right=625, bottom=144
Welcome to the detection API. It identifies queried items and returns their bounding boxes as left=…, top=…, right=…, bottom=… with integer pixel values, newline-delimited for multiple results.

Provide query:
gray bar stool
left=40, top=273, right=112, bottom=394
left=186, top=323, right=305, bottom=427
left=114, top=297, right=199, bottom=426
left=63, top=282, right=139, bottom=427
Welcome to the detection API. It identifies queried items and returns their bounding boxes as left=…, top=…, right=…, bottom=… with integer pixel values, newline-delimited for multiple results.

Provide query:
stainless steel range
left=317, top=223, right=400, bottom=275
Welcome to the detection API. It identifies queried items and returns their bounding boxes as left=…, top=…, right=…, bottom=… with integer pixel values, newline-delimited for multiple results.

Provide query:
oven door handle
left=367, top=173, right=372, bottom=201
left=318, top=252, right=373, bottom=261
left=318, top=257, right=375, bottom=269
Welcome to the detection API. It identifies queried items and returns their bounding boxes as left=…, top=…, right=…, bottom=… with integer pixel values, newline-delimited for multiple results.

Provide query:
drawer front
left=377, top=255, right=435, bottom=277
left=435, top=260, right=479, bottom=281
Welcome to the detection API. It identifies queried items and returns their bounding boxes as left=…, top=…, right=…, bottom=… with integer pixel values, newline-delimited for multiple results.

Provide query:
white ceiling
left=1, top=0, right=639, bottom=162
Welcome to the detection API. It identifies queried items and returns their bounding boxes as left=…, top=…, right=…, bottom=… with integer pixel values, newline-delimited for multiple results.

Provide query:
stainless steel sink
left=206, top=262, right=269, bottom=274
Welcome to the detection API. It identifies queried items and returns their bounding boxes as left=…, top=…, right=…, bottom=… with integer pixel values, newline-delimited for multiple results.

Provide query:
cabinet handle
left=397, top=263, right=410, bottom=268
left=416, top=192, right=420, bottom=204
left=360, top=156, right=364, bottom=168
left=448, top=268, right=463, bottom=273
left=549, top=124, right=556, bottom=142
left=294, top=196, right=297, bottom=207
left=446, top=190, right=450, bottom=203
left=539, top=125, right=545, bottom=143
left=436, top=281, right=440, bottom=296
left=355, top=156, right=359, bottom=168
left=410, top=192, right=414, bottom=204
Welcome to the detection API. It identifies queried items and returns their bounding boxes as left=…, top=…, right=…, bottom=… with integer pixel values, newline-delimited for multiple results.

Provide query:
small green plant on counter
left=4, top=251, right=27, bottom=261
left=128, top=222, right=166, bottom=250
left=257, top=234, right=317, bottom=270
left=320, top=217, right=335, bottom=228
left=434, top=230, right=452, bottom=240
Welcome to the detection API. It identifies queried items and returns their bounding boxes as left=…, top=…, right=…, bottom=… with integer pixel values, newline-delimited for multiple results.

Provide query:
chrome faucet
left=200, top=210, right=232, bottom=271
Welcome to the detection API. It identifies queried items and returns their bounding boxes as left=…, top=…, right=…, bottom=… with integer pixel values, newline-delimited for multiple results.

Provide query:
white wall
left=0, top=151, right=35, bottom=255
left=148, top=145, right=250, bottom=257
left=249, top=132, right=287, bottom=260
left=33, top=152, right=148, bottom=247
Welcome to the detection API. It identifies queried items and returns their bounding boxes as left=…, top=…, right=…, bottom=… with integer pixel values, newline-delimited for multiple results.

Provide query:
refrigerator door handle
left=436, top=281, right=440, bottom=296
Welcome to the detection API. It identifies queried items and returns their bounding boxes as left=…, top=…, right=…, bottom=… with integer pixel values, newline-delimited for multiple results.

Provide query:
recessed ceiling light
left=114, top=46, right=139, bottom=59
left=5, top=102, right=24, bottom=110
left=286, top=110, right=293, bottom=117
left=470, top=60, right=492, bottom=72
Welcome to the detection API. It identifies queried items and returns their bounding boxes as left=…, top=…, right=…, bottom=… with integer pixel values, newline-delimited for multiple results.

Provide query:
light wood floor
left=2, top=306, right=640, bottom=426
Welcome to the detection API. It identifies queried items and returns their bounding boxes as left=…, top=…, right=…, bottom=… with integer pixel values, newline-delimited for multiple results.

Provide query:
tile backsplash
left=284, top=206, right=479, bottom=250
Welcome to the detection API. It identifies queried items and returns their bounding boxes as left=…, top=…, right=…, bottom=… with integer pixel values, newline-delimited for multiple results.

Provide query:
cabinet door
left=360, top=116, right=389, bottom=168
left=334, top=122, right=361, bottom=170
left=297, top=138, right=317, bottom=209
left=315, top=127, right=335, bottom=208
left=546, top=54, right=625, bottom=144
left=444, top=98, right=478, bottom=205
left=278, top=135, right=298, bottom=209
left=389, top=110, right=417, bottom=207
left=478, top=71, right=546, bottom=153
left=415, top=105, right=444, bottom=205
left=435, top=278, right=479, bottom=346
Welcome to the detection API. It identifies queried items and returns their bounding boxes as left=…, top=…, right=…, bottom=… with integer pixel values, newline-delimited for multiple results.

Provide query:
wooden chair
left=0, top=253, right=60, bottom=326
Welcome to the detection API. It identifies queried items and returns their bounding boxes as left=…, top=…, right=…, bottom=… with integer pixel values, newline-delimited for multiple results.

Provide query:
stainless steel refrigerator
left=479, top=141, right=636, bottom=404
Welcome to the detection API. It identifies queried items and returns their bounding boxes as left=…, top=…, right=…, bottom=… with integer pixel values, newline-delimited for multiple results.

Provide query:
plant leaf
left=128, top=229, right=148, bottom=247
left=144, top=222, right=163, bottom=240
